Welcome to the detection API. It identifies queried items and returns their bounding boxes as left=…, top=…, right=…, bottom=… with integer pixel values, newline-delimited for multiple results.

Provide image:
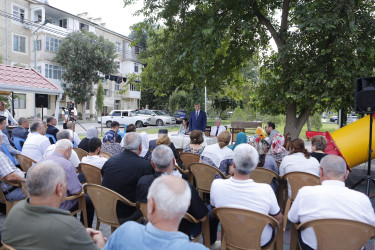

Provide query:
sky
left=47, top=0, right=145, bottom=37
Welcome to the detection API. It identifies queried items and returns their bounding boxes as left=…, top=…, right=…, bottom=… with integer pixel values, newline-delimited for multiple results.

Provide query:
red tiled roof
left=0, top=64, right=63, bottom=94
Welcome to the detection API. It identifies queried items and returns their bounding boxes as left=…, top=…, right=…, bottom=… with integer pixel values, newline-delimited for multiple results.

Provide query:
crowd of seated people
left=1, top=115, right=375, bottom=250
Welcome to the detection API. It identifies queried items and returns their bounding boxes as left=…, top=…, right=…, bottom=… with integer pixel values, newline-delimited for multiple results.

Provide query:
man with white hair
left=102, top=132, right=153, bottom=221
left=2, top=161, right=106, bottom=249
left=42, top=139, right=95, bottom=227
left=288, top=155, right=375, bottom=250
left=210, top=144, right=283, bottom=247
left=137, top=145, right=208, bottom=239
left=22, top=121, right=51, bottom=162
left=210, top=118, right=226, bottom=137
left=105, top=175, right=207, bottom=249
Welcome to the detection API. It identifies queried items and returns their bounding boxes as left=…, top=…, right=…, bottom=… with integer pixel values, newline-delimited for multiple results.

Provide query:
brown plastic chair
left=99, top=151, right=112, bottom=159
left=84, top=184, right=142, bottom=232
left=250, top=168, right=280, bottom=185
left=229, top=128, right=245, bottom=145
left=73, top=148, right=88, bottom=161
left=1, top=241, right=16, bottom=250
left=80, top=163, right=102, bottom=185
left=0, top=177, right=24, bottom=215
left=213, top=207, right=280, bottom=250
left=16, top=154, right=36, bottom=172
left=205, top=126, right=211, bottom=137
left=282, top=172, right=320, bottom=249
left=297, top=218, right=375, bottom=250
left=179, top=153, right=200, bottom=184
left=189, top=163, right=228, bottom=199
left=136, top=202, right=210, bottom=248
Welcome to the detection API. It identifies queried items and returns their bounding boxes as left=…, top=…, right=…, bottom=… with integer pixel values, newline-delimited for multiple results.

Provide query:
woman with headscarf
left=78, top=127, right=98, bottom=152
left=139, top=132, right=149, bottom=158
left=228, top=132, right=248, bottom=150
left=101, top=131, right=123, bottom=156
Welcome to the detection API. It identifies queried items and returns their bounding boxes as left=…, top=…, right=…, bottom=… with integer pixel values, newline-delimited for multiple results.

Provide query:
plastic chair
left=72, top=140, right=78, bottom=148
left=0, top=177, right=24, bottom=215
left=1, top=145, right=17, bottom=165
left=84, top=184, right=142, bottom=232
left=188, top=163, right=228, bottom=200
left=297, top=218, right=375, bottom=250
left=81, top=163, right=102, bottom=185
left=179, top=153, right=200, bottom=184
left=73, top=148, right=88, bottom=161
left=250, top=168, right=280, bottom=185
left=282, top=172, right=320, bottom=249
left=15, top=154, right=36, bottom=172
left=1, top=241, right=16, bottom=250
left=99, top=151, right=112, bottom=159
left=12, top=136, right=25, bottom=151
left=45, top=134, right=57, bottom=144
left=213, top=207, right=280, bottom=250
left=136, top=202, right=210, bottom=247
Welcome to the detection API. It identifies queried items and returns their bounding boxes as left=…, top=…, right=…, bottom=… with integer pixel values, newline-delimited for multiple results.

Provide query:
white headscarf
left=201, top=143, right=233, bottom=168
left=139, top=132, right=149, bottom=157
left=86, top=127, right=98, bottom=139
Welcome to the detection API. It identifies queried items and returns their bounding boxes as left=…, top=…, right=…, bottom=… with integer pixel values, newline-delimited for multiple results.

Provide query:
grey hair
left=30, top=121, right=43, bottom=132
left=233, top=144, right=259, bottom=175
left=18, top=117, right=27, bottom=125
left=152, top=145, right=174, bottom=170
left=121, top=132, right=141, bottom=151
left=27, top=161, right=66, bottom=197
left=66, top=121, right=73, bottom=129
left=215, top=117, right=221, bottom=122
left=147, top=175, right=190, bottom=220
left=320, top=155, right=347, bottom=179
left=56, top=130, right=71, bottom=140
left=55, top=139, right=73, bottom=151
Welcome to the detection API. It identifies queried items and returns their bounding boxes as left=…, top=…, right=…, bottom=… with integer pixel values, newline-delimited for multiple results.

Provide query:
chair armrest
left=0, top=176, right=20, bottom=187
left=65, top=192, right=85, bottom=201
left=183, top=212, right=201, bottom=224
left=174, top=164, right=189, bottom=174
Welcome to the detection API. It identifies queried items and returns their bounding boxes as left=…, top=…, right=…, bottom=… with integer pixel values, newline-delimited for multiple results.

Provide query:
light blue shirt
left=104, top=221, right=208, bottom=250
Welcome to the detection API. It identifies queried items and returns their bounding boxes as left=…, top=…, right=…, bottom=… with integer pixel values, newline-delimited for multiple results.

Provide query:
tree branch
left=280, top=0, right=290, bottom=42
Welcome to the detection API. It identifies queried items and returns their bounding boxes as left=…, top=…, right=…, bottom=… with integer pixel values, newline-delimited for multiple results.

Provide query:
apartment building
left=0, top=0, right=141, bottom=120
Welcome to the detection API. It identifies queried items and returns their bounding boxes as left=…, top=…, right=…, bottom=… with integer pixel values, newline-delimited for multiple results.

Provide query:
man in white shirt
left=66, top=121, right=81, bottom=146
left=288, top=155, right=375, bottom=250
left=61, top=101, right=77, bottom=129
left=210, top=118, right=226, bottom=137
left=0, top=102, right=17, bottom=125
left=44, top=130, right=80, bottom=168
left=210, top=144, right=283, bottom=247
left=22, top=121, right=51, bottom=162
left=81, top=137, right=107, bottom=169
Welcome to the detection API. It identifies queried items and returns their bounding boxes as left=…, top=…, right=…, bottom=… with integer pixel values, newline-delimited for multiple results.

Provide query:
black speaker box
left=35, top=94, right=49, bottom=108
left=355, top=77, right=375, bottom=114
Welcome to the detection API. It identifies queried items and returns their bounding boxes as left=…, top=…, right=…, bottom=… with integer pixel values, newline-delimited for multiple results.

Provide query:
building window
left=116, top=61, right=120, bottom=70
left=115, top=42, right=121, bottom=54
left=115, top=83, right=120, bottom=91
left=80, top=23, right=89, bottom=31
left=114, top=100, right=120, bottom=110
left=33, top=40, right=41, bottom=51
left=13, top=5, right=25, bottom=23
left=36, top=66, right=42, bottom=74
left=135, top=46, right=140, bottom=54
left=45, top=36, right=62, bottom=52
left=59, top=19, right=67, bottom=28
left=13, top=35, right=26, bottom=53
left=33, top=9, right=42, bottom=23
left=14, top=94, right=26, bottom=109
left=134, top=63, right=138, bottom=73
left=129, top=83, right=136, bottom=91
left=104, top=89, right=109, bottom=96
left=45, top=64, right=65, bottom=80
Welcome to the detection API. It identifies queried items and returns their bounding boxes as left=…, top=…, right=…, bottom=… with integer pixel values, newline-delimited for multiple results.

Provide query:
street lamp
left=33, top=19, right=50, bottom=69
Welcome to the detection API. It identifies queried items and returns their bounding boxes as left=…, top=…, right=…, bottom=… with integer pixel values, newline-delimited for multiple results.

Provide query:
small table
left=170, top=134, right=218, bottom=149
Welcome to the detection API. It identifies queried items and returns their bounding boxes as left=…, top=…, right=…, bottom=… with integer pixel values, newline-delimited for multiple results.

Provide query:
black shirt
left=310, top=152, right=327, bottom=162
left=46, top=125, right=59, bottom=144
left=101, top=150, right=153, bottom=219
left=136, top=171, right=208, bottom=235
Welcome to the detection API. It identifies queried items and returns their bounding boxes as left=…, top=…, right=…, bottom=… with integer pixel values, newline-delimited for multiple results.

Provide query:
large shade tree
left=125, top=0, right=375, bottom=139
left=54, top=29, right=118, bottom=104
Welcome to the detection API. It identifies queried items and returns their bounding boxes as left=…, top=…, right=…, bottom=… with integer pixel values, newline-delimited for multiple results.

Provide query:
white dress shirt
left=210, top=125, right=226, bottom=137
left=68, top=129, right=81, bottom=146
left=22, top=132, right=51, bottom=162
left=81, top=155, right=108, bottom=169
left=0, top=109, right=17, bottom=125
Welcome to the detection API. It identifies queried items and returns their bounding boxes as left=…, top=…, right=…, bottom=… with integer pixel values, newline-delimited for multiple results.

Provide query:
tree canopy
left=54, top=29, right=118, bottom=104
left=125, top=0, right=375, bottom=138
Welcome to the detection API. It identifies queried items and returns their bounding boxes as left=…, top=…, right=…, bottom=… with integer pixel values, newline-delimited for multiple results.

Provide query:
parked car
left=174, top=110, right=188, bottom=124
left=329, top=115, right=358, bottom=123
left=98, top=110, right=148, bottom=128
left=135, top=110, right=176, bottom=126
left=329, top=116, right=338, bottom=122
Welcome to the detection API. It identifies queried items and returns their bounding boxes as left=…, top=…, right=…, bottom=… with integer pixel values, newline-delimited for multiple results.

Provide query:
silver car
left=136, top=110, right=176, bottom=126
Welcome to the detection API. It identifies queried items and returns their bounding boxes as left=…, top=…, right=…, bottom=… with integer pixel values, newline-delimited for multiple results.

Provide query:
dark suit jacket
left=189, top=110, right=207, bottom=132
left=11, top=126, right=29, bottom=140
left=145, top=139, right=179, bottom=161
left=46, top=125, right=59, bottom=144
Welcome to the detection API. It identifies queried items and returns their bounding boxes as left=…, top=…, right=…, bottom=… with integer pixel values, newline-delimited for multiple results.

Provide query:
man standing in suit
left=189, top=102, right=207, bottom=132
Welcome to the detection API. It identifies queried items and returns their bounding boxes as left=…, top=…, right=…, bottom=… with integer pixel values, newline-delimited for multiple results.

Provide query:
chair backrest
left=283, top=172, right=320, bottom=200
left=45, top=134, right=57, bottom=144
left=1, top=145, right=17, bottom=165
left=137, top=202, right=148, bottom=221
left=230, top=128, right=245, bottom=145
left=213, top=207, right=279, bottom=250
left=2, top=241, right=17, bottom=250
left=84, top=184, right=136, bottom=228
left=15, top=154, right=36, bottom=172
left=80, top=163, right=102, bottom=185
left=180, top=153, right=200, bottom=169
left=189, top=163, right=227, bottom=194
left=73, top=147, right=88, bottom=161
left=250, top=168, right=280, bottom=185
left=298, top=219, right=375, bottom=250
left=205, top=126, right=211, bottom=137
left=99, top=151, right=112, bottom=159
left=13, top=136, right=25, bottom=151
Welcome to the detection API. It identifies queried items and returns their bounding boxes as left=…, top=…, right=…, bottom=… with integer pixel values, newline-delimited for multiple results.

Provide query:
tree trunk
left=284, top=103, right=312, bottom=140
left=306, top=118, right=311, bottom=131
